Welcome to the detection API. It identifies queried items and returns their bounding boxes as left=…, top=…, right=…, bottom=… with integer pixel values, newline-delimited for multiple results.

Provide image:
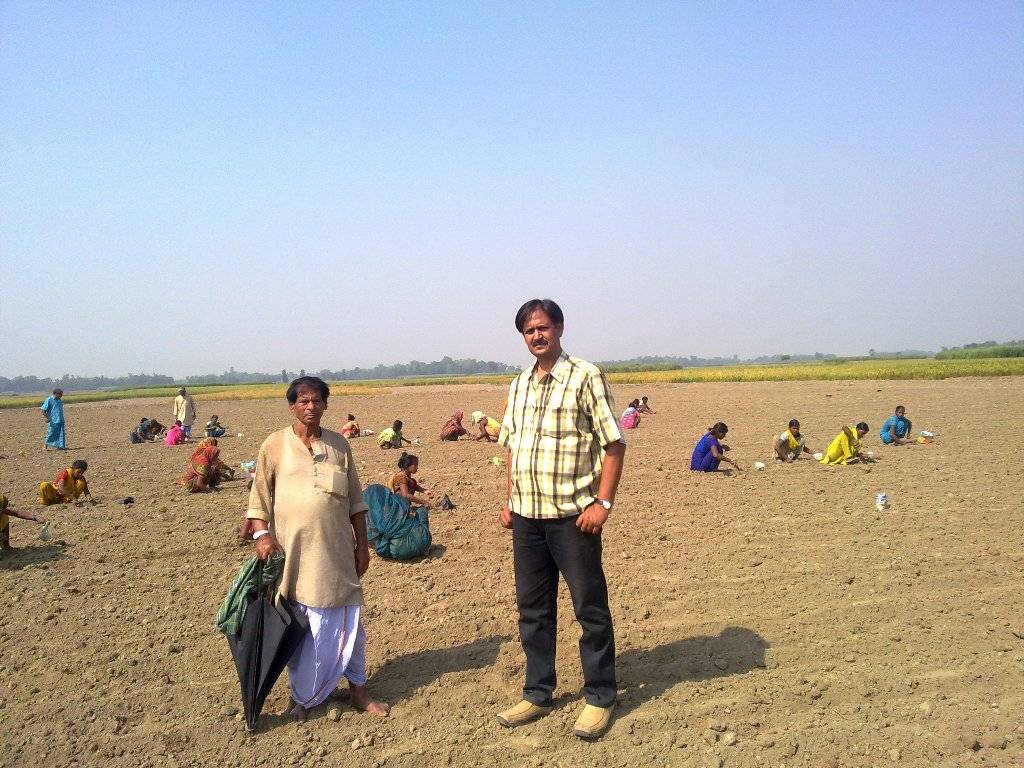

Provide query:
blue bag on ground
left=364, top=484, right=432, bottom=560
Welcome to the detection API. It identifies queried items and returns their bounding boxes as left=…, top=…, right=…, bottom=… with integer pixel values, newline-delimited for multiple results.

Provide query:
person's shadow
left=372, top=634, right=511, bottom=702
left=615, top=626, right=769, bottom=716
left=0, top=543, right=69, bottom=570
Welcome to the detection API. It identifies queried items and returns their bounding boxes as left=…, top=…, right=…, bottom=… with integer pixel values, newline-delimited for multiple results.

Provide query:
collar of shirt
left=289, top=426, right=328, bottom=460
left=529, top=350, right=571, bottom=384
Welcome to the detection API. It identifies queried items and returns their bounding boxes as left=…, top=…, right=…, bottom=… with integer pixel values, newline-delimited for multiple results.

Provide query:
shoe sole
left=497, top=709, right=551, bottom=728
left=573, top=723, right=611, bottom=740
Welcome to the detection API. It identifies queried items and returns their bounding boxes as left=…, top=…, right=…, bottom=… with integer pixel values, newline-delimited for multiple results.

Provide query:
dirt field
left=2, top=377, right=1022, bottom=767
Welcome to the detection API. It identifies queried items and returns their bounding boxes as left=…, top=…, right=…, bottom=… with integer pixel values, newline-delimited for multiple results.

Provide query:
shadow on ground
left=373, top=634, right=511, bottom=702
left=616, top=626, right=769, bottom=715
left=0, top=542, right=69, bottom=570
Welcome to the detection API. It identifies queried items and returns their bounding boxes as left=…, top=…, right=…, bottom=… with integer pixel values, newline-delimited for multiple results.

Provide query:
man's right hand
left=499, top=504, right=513, bottom=530
left=255, top=534, right=283, bottom=562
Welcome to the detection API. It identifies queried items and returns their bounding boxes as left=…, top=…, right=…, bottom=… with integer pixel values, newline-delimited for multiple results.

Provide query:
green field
left=3, top=357, right=1023, bottom=410
left=934, top=344, right=1024, bottom=360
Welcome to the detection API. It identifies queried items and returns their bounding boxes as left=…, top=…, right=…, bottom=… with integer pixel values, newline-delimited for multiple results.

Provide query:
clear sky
left=2, top=2, right=1022, bottom=377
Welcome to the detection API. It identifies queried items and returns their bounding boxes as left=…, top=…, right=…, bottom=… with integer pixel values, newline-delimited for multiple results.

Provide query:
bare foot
left=350, top=684, right=390, bottom=717
left=287, top=701, right=307, bottom=722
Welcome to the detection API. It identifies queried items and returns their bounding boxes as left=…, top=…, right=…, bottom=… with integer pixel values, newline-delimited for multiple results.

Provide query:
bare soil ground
left=1, top=377, right=1022, bottom=767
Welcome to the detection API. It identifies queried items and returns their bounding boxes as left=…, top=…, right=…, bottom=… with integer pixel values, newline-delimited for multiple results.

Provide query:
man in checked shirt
left=496, top=298, right=626, bottom=740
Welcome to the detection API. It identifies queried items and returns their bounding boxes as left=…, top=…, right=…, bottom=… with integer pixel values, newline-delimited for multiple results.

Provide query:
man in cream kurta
left=246, top=376, right=389, bottom=720
left=173, top=388, right=197, bottom=437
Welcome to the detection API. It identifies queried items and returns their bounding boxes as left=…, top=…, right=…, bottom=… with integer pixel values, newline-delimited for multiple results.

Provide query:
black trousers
left=512, top=513, right=616, bottom=707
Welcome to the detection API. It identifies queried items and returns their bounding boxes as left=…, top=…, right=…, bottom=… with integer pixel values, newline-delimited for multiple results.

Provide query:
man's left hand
left=355, top=545, right=370, bottom=577
left=576, top=502, right=609, bottom=535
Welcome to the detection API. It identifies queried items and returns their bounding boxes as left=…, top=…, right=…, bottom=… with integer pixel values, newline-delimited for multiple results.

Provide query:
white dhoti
left=287, top=603, right=366, bottom=709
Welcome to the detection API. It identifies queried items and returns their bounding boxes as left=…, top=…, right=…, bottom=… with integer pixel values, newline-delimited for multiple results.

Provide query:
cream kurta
left=246, top=426, right=369, bottom=608
left=173, top=394, right=197, bottom=427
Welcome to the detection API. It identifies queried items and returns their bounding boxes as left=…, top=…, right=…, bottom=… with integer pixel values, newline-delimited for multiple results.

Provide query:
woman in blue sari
left=879, top=405, right=913, bottom=445
left=691, top=422, right=741, bottom=472
left=41, top=389, right=66, bottom=450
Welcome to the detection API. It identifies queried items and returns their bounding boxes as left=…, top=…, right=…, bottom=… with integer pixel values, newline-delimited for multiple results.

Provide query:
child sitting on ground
left=206, top=415, right=227, bottom=438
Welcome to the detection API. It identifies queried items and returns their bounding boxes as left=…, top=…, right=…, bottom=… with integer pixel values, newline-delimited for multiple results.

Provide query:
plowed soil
left=1, top=376, right=1022, bottom=767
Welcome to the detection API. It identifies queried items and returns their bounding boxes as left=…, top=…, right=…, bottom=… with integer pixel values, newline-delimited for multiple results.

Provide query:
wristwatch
left=595, top=498, right=613, bottom=511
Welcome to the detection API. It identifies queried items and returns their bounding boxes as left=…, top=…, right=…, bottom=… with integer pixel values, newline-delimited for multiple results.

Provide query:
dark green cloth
left=215, top=552, right=284, bottom=635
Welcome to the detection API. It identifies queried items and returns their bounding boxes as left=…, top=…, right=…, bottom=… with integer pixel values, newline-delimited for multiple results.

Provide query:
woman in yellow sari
left=471, top=411, right=501, bottom=442
left=819, top=422, right=870, bottom=465
left=773, top=419, right=815, bottom=462
left=39, top=460, right=94, bottom=505
left=1, top=493, right=47, bottom=550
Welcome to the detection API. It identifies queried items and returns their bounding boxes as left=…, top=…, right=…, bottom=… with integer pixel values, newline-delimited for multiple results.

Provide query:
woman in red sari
left=178, top=438, right=232, bottom=493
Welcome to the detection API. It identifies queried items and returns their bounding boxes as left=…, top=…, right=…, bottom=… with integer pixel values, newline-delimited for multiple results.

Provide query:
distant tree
left=299, top=369, right=306, bottom=377
left=869, top=348, right=876, bottom=357
left=281, top=369, right=288, bottom=383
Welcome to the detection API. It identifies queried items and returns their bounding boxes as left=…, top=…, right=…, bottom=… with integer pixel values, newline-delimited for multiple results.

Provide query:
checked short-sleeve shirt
left=499, top=351, right=623, bottom=519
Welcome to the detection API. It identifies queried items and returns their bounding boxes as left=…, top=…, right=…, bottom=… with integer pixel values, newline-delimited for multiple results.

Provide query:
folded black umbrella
left=227, top=577, right=309, bottom=730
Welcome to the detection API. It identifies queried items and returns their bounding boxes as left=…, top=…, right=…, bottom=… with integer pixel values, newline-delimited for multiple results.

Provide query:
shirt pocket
left=538, top=390, right=582, bottom=439
left=314, top=466, right=349, bottom=498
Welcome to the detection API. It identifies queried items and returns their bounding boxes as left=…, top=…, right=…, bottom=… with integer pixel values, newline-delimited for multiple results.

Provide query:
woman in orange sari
left=178, top=438, right=232, bottom=493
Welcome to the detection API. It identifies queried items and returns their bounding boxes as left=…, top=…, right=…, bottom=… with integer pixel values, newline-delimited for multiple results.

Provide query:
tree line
left=0, top=357, right=519, bottom=394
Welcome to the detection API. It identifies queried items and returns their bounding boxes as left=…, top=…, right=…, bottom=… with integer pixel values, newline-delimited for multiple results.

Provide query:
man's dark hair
left=788, top=419, right=800, bottom=429
left=514, top=299, right=564, bottom=333
left=286, top=376, right=330, bottom=404
left=709, top=422, right=728, bottom=435
left=393, top=420, right=403, bottom=430
left=856, top=421, right=870, bottom=432
left=71, top=459, right=88, bottom=471
left=53, top=388, right=63, bottom=396
left=895, top=405, right=905, bottom=412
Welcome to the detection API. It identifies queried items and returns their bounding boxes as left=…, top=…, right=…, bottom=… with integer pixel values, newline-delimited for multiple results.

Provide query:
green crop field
left=934, top=344, right=1024, bottom=360
left=3, top=357, right=1023, bottom=410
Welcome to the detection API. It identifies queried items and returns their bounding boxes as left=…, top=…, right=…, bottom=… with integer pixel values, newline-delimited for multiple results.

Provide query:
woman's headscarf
left=439, top=411, right=466, bottom=439
left=191, top=437, right=218, bottom=460
left=471, top=411, right=485, bottom=425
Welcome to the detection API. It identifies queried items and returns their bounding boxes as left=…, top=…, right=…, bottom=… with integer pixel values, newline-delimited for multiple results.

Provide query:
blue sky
left=2, top=2, right=1021, bottom=377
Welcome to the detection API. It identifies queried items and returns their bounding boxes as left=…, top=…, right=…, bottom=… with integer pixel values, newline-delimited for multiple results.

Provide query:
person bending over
left=0, top=493, right=47, bottom=550
left=820, top=422, right=871, bottom=465
left=39, top=460, right=95, bottom=505
left=691, top=423, right=741, bottom=472
left=376, top=420, right=412, bottom=450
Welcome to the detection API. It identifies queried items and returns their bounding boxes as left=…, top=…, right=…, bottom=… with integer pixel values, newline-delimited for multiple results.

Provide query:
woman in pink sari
left=165, top=420, right=188, bottom=445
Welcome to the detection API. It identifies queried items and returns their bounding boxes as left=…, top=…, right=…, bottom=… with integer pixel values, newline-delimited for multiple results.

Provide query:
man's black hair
left=286, top=376, right=330, bottom=404
left=514, top=299, right=564, bottom=333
